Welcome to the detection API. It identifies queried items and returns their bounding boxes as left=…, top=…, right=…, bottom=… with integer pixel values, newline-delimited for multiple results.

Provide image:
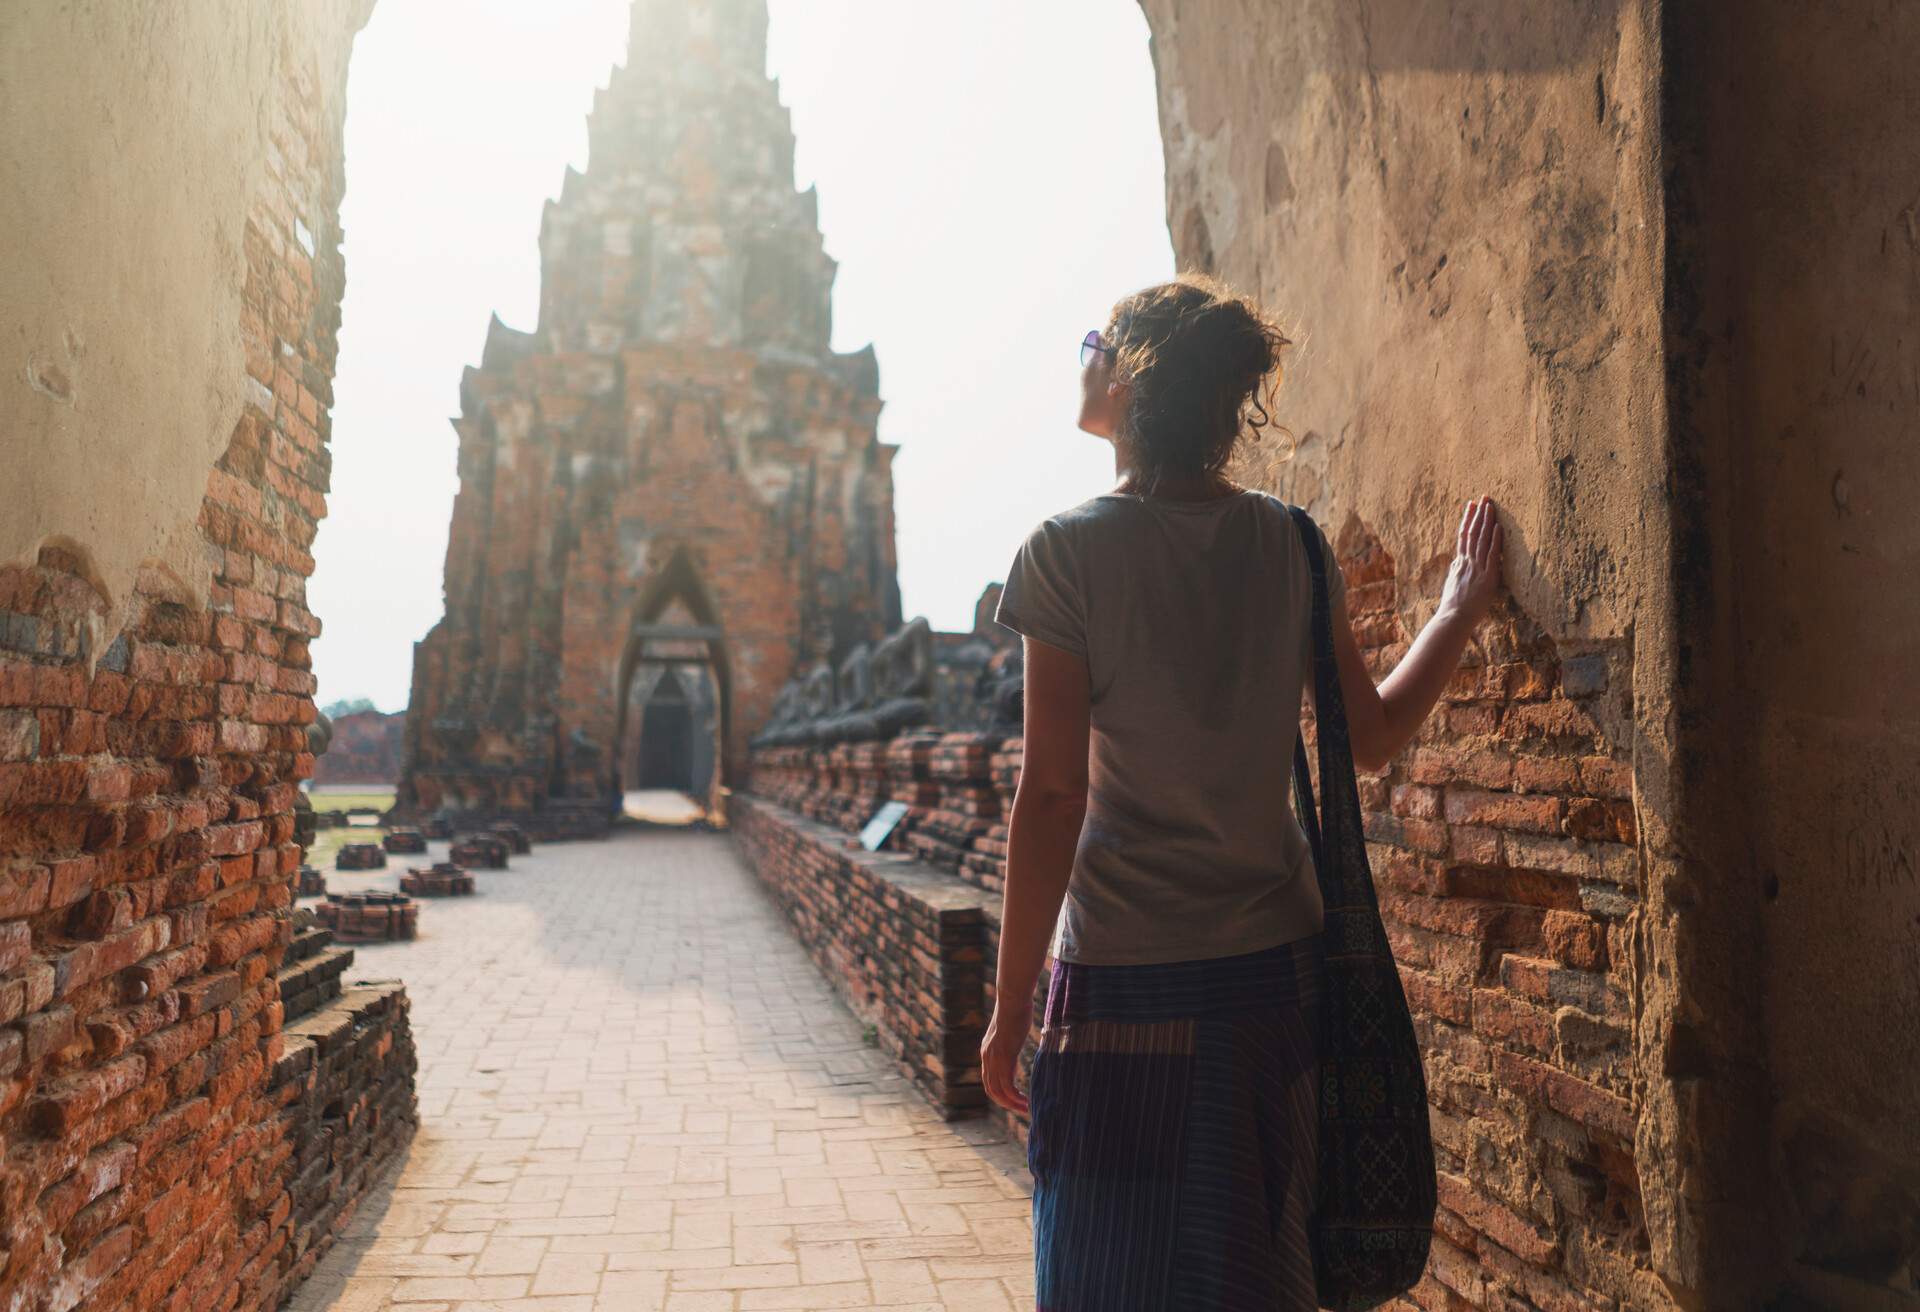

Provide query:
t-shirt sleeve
left=994, top=518, right=1087, bottom=658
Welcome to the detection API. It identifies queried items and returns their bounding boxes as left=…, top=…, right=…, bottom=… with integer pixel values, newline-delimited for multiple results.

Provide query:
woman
left=983, top=273, right=1503, bottom=1310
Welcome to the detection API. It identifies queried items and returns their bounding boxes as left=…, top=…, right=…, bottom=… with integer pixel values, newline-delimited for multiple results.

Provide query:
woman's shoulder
left=1020, top=494, right=1128, bottom=538
left=1025, top=488, right=1302, bottom=540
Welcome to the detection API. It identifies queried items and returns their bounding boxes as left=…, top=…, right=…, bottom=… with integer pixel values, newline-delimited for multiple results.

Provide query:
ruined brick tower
left=397, top=0, right=901, bottom=833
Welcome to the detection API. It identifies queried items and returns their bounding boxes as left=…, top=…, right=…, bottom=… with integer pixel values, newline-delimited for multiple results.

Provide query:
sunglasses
left=1080, top=329, right=1115, bottom=368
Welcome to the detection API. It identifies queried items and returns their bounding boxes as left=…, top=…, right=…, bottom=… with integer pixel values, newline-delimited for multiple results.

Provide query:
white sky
left=310, top=0, right=1173, bottom=711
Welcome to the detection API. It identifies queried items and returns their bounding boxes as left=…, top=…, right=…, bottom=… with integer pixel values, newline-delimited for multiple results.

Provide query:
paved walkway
left=290, top=828, right=1034, bottom=1312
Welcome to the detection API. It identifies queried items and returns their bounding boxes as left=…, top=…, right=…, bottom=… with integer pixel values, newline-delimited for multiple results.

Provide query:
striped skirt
left=1027, top=934, right=1326, bottom=1311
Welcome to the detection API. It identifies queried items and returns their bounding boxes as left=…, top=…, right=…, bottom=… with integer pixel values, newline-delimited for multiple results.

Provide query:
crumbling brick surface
left=1316, top=526, right=1646, bottom=1311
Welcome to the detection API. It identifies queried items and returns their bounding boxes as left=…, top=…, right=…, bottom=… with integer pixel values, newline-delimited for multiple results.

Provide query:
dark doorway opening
left=636, top=670, right=694, bottom=790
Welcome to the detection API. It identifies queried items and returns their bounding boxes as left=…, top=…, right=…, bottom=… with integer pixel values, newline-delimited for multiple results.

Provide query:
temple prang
left=395, top=0, right=905, bottom=835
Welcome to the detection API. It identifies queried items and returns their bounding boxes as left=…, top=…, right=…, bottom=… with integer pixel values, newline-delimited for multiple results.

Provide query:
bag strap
left=1287, top=503, right=1354, bottom=895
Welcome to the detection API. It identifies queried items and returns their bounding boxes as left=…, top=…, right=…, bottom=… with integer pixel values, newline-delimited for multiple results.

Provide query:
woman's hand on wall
left=1342, top=495, right=1507, bottom=771
left=1439, top=495, right=1504, bottom=626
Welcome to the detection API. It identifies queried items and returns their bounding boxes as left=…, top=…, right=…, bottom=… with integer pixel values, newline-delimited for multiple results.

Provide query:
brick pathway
left=290, top=828, right=1035, bottom=1311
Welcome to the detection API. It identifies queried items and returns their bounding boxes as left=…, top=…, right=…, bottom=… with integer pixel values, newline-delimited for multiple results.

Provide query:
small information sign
left=859, top=800, right=910, bottom=851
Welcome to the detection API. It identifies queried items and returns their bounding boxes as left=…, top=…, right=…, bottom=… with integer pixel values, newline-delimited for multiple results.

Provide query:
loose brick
left=1444, top=787, right=1563, bottom=835
left=1492, top=1050, right=1635, bottom=1140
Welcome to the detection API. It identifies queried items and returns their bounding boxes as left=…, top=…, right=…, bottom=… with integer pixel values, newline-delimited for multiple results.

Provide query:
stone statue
left=800, top=661, right=837, bottom=743
left=822, top=643, right=880, bottom=742
left=986, top=641, right=1025, bottom=730
left=754, top=679, right=804, bottom=747
left=835, top=643, right=873, bottom=714
left=932, top=635, right=996, bottom=729
left=872, top=617, right=933, bottom=737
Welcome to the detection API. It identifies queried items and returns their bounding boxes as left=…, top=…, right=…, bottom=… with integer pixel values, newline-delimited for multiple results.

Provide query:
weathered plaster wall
left=1664, top=1, right=1920, bottom=1304
left=2, top=3, right=361, bottom=641
left=1141, top=0, right=1665, bottom=646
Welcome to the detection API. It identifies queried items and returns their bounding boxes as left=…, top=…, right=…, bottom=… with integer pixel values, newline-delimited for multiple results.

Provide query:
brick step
left=285, top=923, right=336, bottom=965
left=277, top=944, right=355, bottom=1025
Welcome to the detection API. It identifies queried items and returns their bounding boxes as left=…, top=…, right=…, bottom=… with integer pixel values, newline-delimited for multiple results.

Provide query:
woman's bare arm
left=1322, top=496, right=1505, bottom=773
left=979, top=635, right=1089, bottom=1115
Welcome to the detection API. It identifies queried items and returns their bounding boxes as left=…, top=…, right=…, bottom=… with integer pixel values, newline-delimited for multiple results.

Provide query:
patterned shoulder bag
left=1286, top=503, right=1438, bottom=1310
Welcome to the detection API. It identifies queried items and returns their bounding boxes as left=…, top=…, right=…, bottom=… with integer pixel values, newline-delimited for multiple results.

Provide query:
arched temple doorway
left=612, top=548, right=732, bottom=819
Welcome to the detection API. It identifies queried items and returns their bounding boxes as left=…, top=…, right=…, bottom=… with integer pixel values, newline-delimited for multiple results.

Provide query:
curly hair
left=1104, top=273, right=1293, bottom=495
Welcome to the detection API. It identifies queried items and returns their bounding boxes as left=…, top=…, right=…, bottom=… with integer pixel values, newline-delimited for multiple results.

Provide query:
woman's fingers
left=1464, top=496, right=1496, bottom=567
left=981, top=1046, right=1008, bottom=1110
left=1477, top=500, right=1499, bottom=567
left=978, top=1043, right=1029, bottom=1115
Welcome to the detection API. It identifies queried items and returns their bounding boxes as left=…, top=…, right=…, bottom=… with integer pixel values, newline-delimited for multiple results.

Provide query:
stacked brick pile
left=399, top=864, right=475, bottom=898
left=485, top=821, right=530, bottom=855
left=1313, top=530, right=1643, bottom=1308
left=295, top=865, right=327, bottom=898
left=735, top=727, right=1023, bottom=1122
left=333, top=842, right=385, bottom=871
left=380, top=828, right=426, bottom=855
left=741, top=745, right=808, bottom=812
left=730, top=797, right=995, bottom=1115
left=316, top=892, right=417, bottom=944
left=814, top=743, right=865, bottom=830
left=448, top=834, right=508, bottom=870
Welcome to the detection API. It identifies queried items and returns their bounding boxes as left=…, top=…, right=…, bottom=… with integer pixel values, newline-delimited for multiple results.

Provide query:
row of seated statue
left=752, top=617, right=1025, bottom=748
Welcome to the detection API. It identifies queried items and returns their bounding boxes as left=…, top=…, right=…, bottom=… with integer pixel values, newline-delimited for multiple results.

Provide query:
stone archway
left=612, top=546, right=733, bottom=817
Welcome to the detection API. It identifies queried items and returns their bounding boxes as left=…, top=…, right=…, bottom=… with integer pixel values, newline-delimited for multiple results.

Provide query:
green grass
left=301, top=787, right=397, bottom=871
left=307, top=787, right=396, bottom=814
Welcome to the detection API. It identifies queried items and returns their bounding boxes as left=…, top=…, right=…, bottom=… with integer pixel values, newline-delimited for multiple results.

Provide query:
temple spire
left=627, top=0, right=769, bottom=77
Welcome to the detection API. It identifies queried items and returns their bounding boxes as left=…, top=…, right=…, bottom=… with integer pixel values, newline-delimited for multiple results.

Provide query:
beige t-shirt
left=993, top=488, right=1347, bottom=966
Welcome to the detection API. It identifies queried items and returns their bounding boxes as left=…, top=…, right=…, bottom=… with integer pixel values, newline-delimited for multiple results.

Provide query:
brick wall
left=733, top=730, right=1051, bottom=1144
left=1321, top=524, right=1646, bottom=1311
left=728, top=796, right=998, bottom=1117
left=0, top=8, right=417, bottom=1309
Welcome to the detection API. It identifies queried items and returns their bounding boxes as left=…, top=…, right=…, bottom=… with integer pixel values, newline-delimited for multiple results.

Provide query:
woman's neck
left=1110, top=435, right=1242, bottom=501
